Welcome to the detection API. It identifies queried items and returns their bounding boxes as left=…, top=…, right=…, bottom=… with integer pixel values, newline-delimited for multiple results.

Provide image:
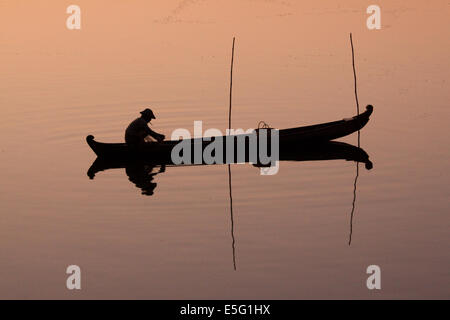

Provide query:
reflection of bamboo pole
left=228, top=37, right=236, bottom=270
left=349, top=162, right=359, bottom=246
left=229, top=164, right=236, bottom=270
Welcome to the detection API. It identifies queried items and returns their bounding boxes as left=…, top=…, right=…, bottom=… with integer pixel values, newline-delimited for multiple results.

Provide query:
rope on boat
left=257, top=120, right=271, bottom=129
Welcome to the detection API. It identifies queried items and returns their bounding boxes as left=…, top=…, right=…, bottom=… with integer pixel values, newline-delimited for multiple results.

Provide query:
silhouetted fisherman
left=125, top=108, right=165, bottom=148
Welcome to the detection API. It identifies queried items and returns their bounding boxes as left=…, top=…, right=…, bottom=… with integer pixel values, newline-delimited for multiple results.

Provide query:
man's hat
left=140, top=108, right=156, bottom=119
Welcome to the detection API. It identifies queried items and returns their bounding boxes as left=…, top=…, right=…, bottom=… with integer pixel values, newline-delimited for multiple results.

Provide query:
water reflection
left=228, top=164, right=237, bottom=270
left=348, top=162, right=359, bottom=245
left=87, top=141, right=373, bottom=268
left=125, top=164, right=166, bottom=196
left=348, top=124, right=363, bottom=246
left=87, top=141, right=373, bottom=196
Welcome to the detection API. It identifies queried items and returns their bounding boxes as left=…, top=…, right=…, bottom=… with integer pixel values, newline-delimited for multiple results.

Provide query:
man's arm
left=145, top=126, right=165, bottom=142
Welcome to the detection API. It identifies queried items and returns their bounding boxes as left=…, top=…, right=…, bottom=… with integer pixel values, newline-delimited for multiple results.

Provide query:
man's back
left=125, top=109, right=165, bottom=146
left=125, top=117, right=148, bottom=145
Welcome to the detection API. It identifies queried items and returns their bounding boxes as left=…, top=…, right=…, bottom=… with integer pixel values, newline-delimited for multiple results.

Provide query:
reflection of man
left=125, top=108, right=165, bottom=148
left=125, top=163, right=166, bottom=196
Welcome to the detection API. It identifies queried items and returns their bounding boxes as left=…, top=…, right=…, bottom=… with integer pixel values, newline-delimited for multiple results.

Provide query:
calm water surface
left=0, top=1, right=449, bottom=298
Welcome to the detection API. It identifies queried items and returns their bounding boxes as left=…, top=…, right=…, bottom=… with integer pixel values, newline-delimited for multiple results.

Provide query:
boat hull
left=86, top=105, right=373, bottom=161
left=87, top=141, right=373, bottom=179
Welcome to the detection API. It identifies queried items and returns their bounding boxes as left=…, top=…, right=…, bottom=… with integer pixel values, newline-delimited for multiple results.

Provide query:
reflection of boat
left=87, top=141, right=373, bottom=180
left=86, top=105, right=373, bottom=159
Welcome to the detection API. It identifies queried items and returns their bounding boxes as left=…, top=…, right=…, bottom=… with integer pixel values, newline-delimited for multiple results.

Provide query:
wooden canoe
left=86, top=105, right=373, bottom=161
